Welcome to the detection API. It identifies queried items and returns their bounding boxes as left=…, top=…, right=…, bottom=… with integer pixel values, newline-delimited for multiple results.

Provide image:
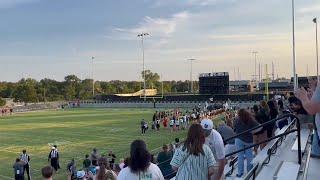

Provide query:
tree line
left=0, top=70, right=199, bottom=103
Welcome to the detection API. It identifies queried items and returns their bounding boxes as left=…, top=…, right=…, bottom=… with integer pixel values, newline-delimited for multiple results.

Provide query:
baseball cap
left=201, top=119, right=213, bottom=130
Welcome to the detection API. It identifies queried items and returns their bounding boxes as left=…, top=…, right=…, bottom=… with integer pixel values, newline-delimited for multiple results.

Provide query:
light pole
left=137, top=33, right=149, bottom=101
left=252, top=51, right=258, bottom=81
left=187, top=59, right=196, bottom=93
left=292, top=0, right=297, bottom=90
left=91, top=56, right=95, bottom=97
left=314, top=18, right=319, bottom=82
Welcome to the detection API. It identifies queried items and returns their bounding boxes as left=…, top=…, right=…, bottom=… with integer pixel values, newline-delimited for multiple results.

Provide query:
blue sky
left=0, top=0, right=319, bottom=82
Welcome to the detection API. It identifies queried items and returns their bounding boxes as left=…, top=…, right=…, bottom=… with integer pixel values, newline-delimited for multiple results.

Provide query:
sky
left=0, top=0, right=319, bottom=82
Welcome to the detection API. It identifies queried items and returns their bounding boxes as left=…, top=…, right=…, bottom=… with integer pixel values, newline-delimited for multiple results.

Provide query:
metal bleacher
left=223, top=114, right=314, bottom=180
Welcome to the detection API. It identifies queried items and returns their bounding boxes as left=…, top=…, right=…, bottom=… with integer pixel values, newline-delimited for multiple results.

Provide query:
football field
left=0, top=108, right=188, bottom=180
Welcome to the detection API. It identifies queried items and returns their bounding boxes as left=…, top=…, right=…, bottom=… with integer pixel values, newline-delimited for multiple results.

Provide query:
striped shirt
left=49, top=150, right=59, bottom=159
left=170, top=144, right=215, bottom=180
left=20, top=154, right=30, bottom=164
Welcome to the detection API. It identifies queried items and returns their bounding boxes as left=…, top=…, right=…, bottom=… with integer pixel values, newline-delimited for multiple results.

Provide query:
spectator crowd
left=11, top=78, right=320, bottom=180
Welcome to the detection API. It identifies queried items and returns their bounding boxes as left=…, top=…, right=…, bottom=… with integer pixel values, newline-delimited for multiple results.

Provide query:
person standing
left=48, top=147, right=59, bottom=171
left=20, top=149, right=31, bottom=180
left=83, top=154, right=91, bottom=169
left=157, top=144, right=174, bottom=179
left=201, top=119, right=226, bottom=180
left=108, top=150, right=116, bottom=169
left=170, top=124, right=216, bottom=180
left=66, top=159, right=77, bottom=180
left=118, top=140, right=164, bottom=180
left=91, top=148, right=99, bottom=166
left=13, top=158, right=24, bottom=180
left=41, top=166, right=54, bottom=180
left=234, top=109, right=261, bottom=177
left=141, top=119, right=147, bottom=135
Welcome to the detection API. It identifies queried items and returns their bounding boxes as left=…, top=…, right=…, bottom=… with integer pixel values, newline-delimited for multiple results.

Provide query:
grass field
left=0, top=108, right=190, bottom=180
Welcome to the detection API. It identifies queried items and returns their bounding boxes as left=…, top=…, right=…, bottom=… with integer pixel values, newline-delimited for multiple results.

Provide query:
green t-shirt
left=83, top=159, right=91, bottom=168
left=157, top=151, right=173, bottom=176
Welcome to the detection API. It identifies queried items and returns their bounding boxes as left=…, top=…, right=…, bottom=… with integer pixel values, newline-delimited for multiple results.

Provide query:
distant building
left=290, top=76, right=317, bottom=88
left=258, top=81, right=292, bottom=92
left=199, top=72, right=229, bottom=94
left=229, top=80, right=251, bottom=92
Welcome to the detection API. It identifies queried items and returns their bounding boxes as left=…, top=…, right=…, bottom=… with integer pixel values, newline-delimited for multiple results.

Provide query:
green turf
left=0, top=108, right=189, bottom=180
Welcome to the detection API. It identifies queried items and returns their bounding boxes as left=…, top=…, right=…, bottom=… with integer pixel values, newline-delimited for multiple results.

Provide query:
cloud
left=109, top=11, right=190, bottom=48
left=209, top=33, right=288, bottom=41
left=298, top=4, right=320, bottom=14
left=153, top=0, right=236, bottom=7
left=0, top=0, right=39, bottom=8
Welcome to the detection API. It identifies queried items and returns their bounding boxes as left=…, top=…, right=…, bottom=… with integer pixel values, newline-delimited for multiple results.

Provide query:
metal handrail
left=223, top=113, right=301, bottom=179
left=302, top=130, right=313, bottom=180
left=224, top=114, right=301, bottom=164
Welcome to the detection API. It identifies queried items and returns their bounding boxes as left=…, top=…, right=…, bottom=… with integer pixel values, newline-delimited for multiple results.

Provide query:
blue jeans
left=235, top=138, right=253, bottom=175
left=311, top=130, right=320, bottom=156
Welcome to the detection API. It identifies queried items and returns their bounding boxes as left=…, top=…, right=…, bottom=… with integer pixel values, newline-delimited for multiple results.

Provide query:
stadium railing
left=223, top=114, right=302, bottom=179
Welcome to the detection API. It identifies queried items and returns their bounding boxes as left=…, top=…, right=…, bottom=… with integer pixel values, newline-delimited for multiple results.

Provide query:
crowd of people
left=11, top=77, right=320, bottom=180
left=140, top=107, right=225, bottom=135
left=1, top=106, right=13, bottom=116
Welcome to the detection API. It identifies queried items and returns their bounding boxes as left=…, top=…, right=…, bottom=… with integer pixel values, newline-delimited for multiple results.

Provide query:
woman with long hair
left=170, top=124, right=215, bottom=180
left=96, top=157, right=117, bottom=180
left=117, top=140, right=164, bottom=180
left=267, top=100, right=279, bottom=138
left=252, top=105, right=268, bottom=154
left=234, top=109, right=260, bottom=177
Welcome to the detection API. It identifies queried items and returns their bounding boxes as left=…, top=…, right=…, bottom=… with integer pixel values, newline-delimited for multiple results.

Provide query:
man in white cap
left=201, top=119, right=226, bottom=180
left=48, top=146, right=59, bottom=171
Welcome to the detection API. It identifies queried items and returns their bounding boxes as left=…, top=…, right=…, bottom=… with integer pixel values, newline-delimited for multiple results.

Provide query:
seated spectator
left=13, top=158, right=24, bottom=180
left=291, top=98, right=312, bottom=128
left=119, top=159, right=125, bottom=170
left=118, top=140, right=164, bottom=180
left=96, top=157, right=117, bottom=180
left=168, top=144, right=175, bottom=156
left=76, top=170, right=86, bottom=180
left=170, top=124, right=215, bottom=180
left=157, top=144, right=174, bottom=179
left=113, top=164, right=121, bottom=175
left=174, top=138, right=180, bottom=149
left=41, top=166, right=54, bottom=180
left=83, top=154, right=91, bottom=169
left=234, top=109, right=261, bottom=177
left=217, top=121, right=236, bottom=156
left=67, top=159, right=77, bottom=180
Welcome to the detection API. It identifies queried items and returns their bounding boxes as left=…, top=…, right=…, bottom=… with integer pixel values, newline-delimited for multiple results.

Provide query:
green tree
left=142, top=70, right=160, bottom=89
left=0, top=98, right=5, bottom=106
left=63, top=75, right=80, bottom=100
left=13, top=78, right=38, bottom=102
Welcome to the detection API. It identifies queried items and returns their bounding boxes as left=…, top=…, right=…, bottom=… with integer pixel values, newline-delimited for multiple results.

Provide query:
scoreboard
left=199, top=72, right=229, bottom=94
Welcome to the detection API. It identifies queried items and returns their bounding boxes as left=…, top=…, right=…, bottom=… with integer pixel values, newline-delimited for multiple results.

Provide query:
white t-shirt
left=117, top=163, right=164, bottom=180
left=205, top=129, right=225, bottom=161
left=170, top=120, right=174, bottom=126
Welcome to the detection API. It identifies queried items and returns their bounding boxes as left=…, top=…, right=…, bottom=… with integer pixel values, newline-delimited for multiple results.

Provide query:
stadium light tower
left=138, top=32, right=149, bottom=101
left=313, top=17, right=319, bottom=82
left=252, top=51, right=258, bottom=81
left=91, top=56, right=95, bottom=97
left=292, top=0, right=297, bottom=90
left=187, top=58, right=196, bottom=93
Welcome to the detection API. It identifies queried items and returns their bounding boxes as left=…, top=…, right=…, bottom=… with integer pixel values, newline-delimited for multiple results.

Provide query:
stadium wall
left=79, top=101, right=258, bottom=109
